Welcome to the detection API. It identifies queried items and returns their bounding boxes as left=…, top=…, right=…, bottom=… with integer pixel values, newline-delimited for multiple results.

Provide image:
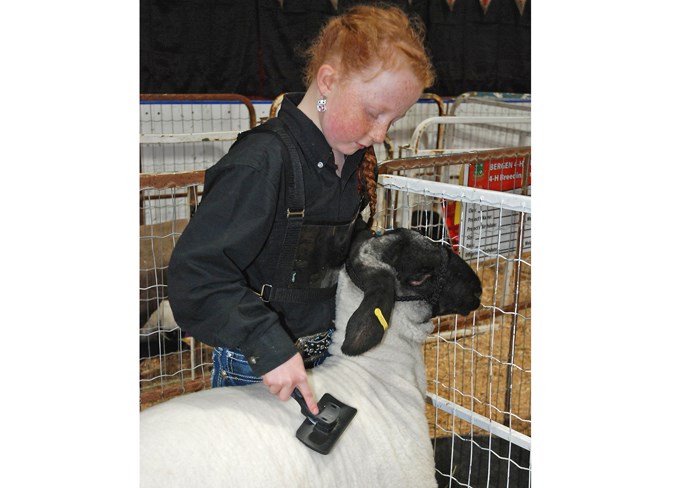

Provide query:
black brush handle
left=292, top=388, right=339, bottom=433
left=291, top=388, right=315, bottom=419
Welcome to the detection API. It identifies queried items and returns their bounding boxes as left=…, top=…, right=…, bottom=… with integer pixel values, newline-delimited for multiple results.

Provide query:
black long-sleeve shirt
left=167, top=93, right=368, bottom=376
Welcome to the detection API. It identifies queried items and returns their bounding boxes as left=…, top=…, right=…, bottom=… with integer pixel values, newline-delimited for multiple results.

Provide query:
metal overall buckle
left=257, top=284, right=273, bottom=302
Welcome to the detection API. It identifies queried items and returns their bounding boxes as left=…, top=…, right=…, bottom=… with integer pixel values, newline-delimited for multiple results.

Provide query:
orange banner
left=467, top=157, right=531, bottom=192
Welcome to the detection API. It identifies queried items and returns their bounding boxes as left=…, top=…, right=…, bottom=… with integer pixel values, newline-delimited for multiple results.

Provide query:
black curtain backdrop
left=140, top=0, right=530, bottom=98
left=140, top=0, right=259, bottom=94
left=257, top=0, right=336, bottom=97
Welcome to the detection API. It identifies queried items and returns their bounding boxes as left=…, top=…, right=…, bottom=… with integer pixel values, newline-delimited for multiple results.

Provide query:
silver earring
left=316, top=95, right=327, bottom=113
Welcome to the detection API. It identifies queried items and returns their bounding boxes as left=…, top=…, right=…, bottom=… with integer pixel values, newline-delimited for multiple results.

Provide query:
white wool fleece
left=140, top=269, right=437, bottom=488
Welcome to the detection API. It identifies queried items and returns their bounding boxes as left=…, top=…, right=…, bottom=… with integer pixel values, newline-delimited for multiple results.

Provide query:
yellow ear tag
left=374, top=308, right=388, bottom=331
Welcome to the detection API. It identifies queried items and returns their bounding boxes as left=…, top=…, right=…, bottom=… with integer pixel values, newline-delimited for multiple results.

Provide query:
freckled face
left=320, top=66, right=423, bottom=156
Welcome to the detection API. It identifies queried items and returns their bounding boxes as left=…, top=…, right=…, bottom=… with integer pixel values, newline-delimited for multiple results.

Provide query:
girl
left=168, top=5, right=435, bottom=415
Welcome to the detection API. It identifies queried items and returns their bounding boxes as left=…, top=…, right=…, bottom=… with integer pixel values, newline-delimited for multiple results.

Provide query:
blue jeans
left=211, top=330, right=333, bottom=388
left=211, top=347, right=263, bottom=387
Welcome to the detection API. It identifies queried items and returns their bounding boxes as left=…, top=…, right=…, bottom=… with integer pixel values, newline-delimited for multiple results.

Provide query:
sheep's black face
left=341, top=228, right=482, bottom=356
left=431, top=246, right=482, bottom=317
left=386, top=230, right=482, bottom=317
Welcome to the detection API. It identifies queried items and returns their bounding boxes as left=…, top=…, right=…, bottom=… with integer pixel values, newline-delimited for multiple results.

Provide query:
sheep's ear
left=341, top=270, right=395, bottom=356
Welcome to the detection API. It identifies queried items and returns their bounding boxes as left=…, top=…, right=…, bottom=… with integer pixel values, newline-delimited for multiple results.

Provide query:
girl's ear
left=316, top=63, right=338, bottom=97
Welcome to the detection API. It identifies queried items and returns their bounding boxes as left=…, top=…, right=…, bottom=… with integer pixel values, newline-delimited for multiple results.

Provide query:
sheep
left=140, top=219, right=188, bottom=357
left=139, top=218, right=188, bottom=326
left=139, top=298, right=183, bottom=358
left=139, top=228, right=482, bottom=488
left=140, top=299, right=177, bottom=336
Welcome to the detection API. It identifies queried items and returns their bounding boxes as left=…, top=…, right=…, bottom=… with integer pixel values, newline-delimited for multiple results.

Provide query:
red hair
left=304, top=5, right=435, bottom=89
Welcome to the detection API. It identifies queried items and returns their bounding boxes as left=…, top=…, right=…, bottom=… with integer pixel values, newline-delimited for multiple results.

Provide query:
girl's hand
left=261, top=352, right=319, bottom=415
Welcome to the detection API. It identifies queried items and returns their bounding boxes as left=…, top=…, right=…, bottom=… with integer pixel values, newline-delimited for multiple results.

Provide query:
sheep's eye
left=407, top=273, right=432, bottom=287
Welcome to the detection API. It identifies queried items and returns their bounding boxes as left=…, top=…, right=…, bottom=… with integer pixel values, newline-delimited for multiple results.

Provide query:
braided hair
left=360, top=145, right=378, bottom=226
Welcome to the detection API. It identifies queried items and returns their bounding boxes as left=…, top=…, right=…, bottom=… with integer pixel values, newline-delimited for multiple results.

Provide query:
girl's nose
left=370, top=122, right=389, bottom=144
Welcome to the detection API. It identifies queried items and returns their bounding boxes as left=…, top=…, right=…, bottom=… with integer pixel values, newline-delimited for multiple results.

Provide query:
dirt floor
left=424, top=252, right=531, bottom=439
left=140, top=341, right=213, bottom=411
left=423, top=310, right=531, bottom=439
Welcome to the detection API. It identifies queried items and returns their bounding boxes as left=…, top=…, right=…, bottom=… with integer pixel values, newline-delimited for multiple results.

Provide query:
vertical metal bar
left=503, top=209, right=526, bottom=427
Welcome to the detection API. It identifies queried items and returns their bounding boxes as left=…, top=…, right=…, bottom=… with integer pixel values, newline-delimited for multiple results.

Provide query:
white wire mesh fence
left=376, top=155, right=531, bottom=487
left=398, top=92, right=532, bottom=159
left=139, top=171, right=212, bottom=409
left=140, top=94, right=257, bottom=173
